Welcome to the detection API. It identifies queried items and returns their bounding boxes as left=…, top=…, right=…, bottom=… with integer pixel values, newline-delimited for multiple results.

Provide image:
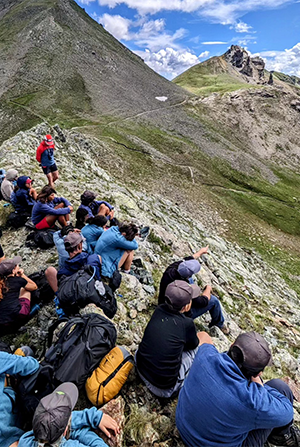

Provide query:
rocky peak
left=224, top=45, right=265, bottom=83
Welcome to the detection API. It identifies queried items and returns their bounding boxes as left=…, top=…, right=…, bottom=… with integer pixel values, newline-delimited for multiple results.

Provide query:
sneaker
left=268, top=425, right=300, bottom=446
left=220, top=323, right=230, bottom=335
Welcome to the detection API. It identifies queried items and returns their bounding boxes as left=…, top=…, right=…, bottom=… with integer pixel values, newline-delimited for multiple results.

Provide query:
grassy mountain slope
left=0, top=0, right=187, bottom=143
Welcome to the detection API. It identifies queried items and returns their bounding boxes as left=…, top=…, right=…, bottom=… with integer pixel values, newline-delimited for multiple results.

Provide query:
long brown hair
left=0, top=277, right=8, bottom=301
left=37, top=186, right=56, bottom=203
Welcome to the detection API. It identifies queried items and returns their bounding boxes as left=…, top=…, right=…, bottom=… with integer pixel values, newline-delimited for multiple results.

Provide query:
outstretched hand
left=99, top=413, right=120, bottom=438
left=193, top=245, right=209, bottom=259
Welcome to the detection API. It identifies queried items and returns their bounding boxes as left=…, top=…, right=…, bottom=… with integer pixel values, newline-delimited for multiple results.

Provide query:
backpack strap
left=47, top=317, right=70, bottom=348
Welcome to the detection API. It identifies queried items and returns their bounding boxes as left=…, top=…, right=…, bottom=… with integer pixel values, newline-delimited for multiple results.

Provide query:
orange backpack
left=86, top=346, right=134, bottom=406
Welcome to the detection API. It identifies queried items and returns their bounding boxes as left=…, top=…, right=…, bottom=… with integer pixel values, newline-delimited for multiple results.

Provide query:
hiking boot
left=268, top=425, right=300, bottom=446
left=220, top=323, right=230, bottom=335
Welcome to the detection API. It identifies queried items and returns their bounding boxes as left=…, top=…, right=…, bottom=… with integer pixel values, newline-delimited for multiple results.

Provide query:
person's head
left=165, top=279, right=201, bottom=312
left=5, top=169, right=18, bottom=182
left=80, top=190, right=96, bottom=206
left=119, top=222, right=138, bottom=241
left=44, top=134, right=55, bottom=147
left=75, top=208, right=89, bottom=229
left=86, top=215, right=107, bottom=228
left=17, top=176, right=33, bottom=190
left=0, top=256, right=22, bottom=301
left=228, top=332, right=272, bottom=379
left=178, top=259, right=201, bottom=279
left=33, top=383, right=78, bottom=445
left=64, top=232, right=84, bottom=256
left=37, top=186, right=56, bottom=203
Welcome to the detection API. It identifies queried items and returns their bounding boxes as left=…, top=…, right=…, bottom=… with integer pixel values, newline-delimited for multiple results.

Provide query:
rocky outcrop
left=0, top=123, right=299, bottom=444
left=224, top=45, right=265, bottom=83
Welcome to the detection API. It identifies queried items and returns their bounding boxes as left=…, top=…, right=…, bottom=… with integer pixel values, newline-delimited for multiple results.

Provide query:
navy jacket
left=32, top=197, right=71, bottom=225
left=12, top=176, right=35, bottom=214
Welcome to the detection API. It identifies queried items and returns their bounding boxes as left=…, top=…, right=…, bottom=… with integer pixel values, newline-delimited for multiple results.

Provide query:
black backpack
left=7, top=211, right=29, bottom=229
left=58, top=265, right=117, bottom=319
left=43, top=314, right=116, bottom=387
left=15, top=314, right=117, bottom=428
left=28, top=269, right=55, bottom=305
left=26, top=229, right=55, bottom=249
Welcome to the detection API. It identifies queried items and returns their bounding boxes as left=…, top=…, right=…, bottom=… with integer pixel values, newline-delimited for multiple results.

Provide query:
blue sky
left=75, top=0, right=300, bottom=80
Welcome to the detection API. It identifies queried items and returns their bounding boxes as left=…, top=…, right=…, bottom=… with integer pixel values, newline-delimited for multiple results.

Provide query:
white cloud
left=135, top=47, right=210, bottom=78
left=201, top=41, right=228, bottom=45
left=232, top=21, right=253, bottom=33
left=99, top=13, right=132, bottom=40
left=96, top=0, right=294, bottom=23
left=258, top=43, right=300, bottom=77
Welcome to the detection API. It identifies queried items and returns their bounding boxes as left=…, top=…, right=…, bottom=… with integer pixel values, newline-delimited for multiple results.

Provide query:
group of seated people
left=0, top=175, right=299, bottom=447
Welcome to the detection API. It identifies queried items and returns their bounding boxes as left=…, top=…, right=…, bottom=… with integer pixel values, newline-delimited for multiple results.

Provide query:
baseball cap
left=0, top=256, right=22, bottom=276
left=231, top=332, right=273, bottom=372
left=44, top=134, right=54, bottom=146
left=25, top=177, right=33, bottom=185
left=80, top=190, right=96, bottom=205
left=33, top=383, right=79, bottom=444
left=178, top=259, right=201, bottom=278
left=165, top=279, right=201, bottom=309
left=64, top=232, right=83, bottom=249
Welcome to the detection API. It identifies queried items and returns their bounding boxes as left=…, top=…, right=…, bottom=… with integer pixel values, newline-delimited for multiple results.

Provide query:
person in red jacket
left=36, top=134, right=59, bottom=188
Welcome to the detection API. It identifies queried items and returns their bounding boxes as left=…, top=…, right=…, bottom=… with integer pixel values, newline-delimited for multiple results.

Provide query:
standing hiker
left=36, top=135, right=58, bottom=188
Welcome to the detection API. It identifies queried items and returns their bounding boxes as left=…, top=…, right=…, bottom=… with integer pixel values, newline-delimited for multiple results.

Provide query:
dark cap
left=165, top=280, right=201, bottom=309
left=0, top=256, right=22, bottom=276
left=33, top=383, right=78, bottom=443
left=178, top=259, right=201, bottom=278
left=232, top=331, right=273, bottom=372
left=80, top=190, right=96, bottom=205
left=64, top=232, right=83, bottom=249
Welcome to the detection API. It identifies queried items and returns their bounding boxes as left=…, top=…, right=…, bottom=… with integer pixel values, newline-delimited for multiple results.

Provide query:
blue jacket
left=32, top=197, right=71, bottom=225
left=78, top=201, right=113, bottom=219
left=54, top=231, right=88, bottom=269
left=41, top=147, right=55, bottom=167
left=81, top=225, right=104, bottom=253
left=11, top=176, right=36, bottom=214
left=94, top=226, right=138, bottom=277
left=176, top=344, right=294, bottom=447
left=58, top=252, right=101, bottom=280
left=0, top=352, right=39, bottom=447
left=18, top=407, right=108, bottom=447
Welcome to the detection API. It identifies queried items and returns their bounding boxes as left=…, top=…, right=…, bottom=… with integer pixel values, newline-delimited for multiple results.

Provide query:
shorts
left=35, top=217, right=53, bottom=230
left=19, top=297, right=31, bottom=317
left=42, top=163, right=58, bottom=175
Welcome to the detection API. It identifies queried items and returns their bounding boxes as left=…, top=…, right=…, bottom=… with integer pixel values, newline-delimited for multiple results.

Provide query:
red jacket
left=36, top=141, right=55, bottom=163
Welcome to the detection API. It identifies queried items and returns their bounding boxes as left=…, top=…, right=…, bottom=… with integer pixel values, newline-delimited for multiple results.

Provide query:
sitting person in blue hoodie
left=94, top=222, right=138, bottom=278
left=46, top=232, right=102, bottom=293
left=81, top=215, right=107, bottom=253
left=11, top=176, right=37, bottom=216
left=18, top=382, right=119, bottom=447
left=0, top=350, right=39, bottom=447
left=78, top=190, right=115, bottom=220
left=32, top=186, right=73, bottom=230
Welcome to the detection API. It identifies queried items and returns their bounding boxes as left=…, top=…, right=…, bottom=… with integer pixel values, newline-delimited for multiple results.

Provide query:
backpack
left=15, top=314, right=117, bottom=428
left=28, top=269, right=55, bottom=305
left=0, top=169, right=5, bottom=201
left=26, top=229, right=55, bottom=249
left=43, top=313, right=117, bottom=389
left=6, top=211, right=29, bottom=229
left=58, top=265, right=117, bottom=319
left=85, top=346, right=134, bottom=407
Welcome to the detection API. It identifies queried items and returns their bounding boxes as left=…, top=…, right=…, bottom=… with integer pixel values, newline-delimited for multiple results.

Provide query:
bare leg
left=19, top=289, right=31, bottom=301
left=118, top=250, right=134, bottom=271
left=58, top=215, right=68, bottom=227
left=9, top=442, right=19, bottom=447
left=46, top=172, right=54, bottom=188
left=45, top=267, right=58, bottom=293
left=52, top=170, right=59, bottom=183
left=97, top=204, right=110, bottom=216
